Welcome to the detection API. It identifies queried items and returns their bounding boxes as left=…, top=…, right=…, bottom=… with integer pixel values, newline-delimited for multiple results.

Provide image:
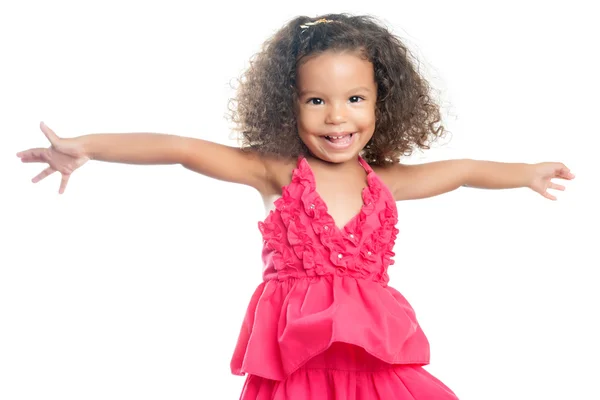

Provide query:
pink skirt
left=239, top=343, right=458, bottom=399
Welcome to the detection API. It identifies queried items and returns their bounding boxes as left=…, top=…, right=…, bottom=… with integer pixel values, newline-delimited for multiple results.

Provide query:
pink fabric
left=240, top=343, right=457, bottom=399
left=231, top=155, right=457, bottom=398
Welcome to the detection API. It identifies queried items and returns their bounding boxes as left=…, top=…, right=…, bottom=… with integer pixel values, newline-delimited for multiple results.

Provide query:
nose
left=325, top=103, right=347, bottom=124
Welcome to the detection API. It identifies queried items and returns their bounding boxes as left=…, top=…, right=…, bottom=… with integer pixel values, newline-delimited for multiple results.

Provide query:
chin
left=320, top=152, right=358, bottom=164
left=308, top=148, right=361, bottom=164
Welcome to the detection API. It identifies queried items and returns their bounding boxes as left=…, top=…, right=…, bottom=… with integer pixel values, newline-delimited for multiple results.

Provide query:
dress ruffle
left=258, top=157, right=397, bottom=284
left=230, top=274, right=430, bottom=381
left=240, top=343, right=457, bottom=400
left=231, top=155, right=430, bottom=382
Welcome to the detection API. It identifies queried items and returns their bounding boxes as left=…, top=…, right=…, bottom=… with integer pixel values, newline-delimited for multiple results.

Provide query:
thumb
left=40, top=121, right=60, bottom=146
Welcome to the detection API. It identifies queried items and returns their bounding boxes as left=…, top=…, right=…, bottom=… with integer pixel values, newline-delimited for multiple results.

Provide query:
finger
left=542, top=191, right=557, bottom=201
left=556, top=166, right=575, bottom=179
left=59, top=174, right=70, bottom=194
left=17, top=148, right=48, bottom=162
left=40, top=121, right=59, bottom=145
left=20, top=156, right=46, bottom=163
left=23, top=148, right=49, bottom=162
left=32, top=167, right=56, bottom=183
left=548, top=182, right=565, bottom=191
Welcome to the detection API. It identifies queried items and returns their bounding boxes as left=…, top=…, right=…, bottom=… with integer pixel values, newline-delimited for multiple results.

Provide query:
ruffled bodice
left=231, top=155, right=430, bottom=381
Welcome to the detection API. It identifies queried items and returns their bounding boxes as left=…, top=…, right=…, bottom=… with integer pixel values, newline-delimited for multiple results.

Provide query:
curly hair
left=227, top=13, right=447, bottom=166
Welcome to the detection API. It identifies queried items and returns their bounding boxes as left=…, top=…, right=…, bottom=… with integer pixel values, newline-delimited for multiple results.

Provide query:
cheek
left=296, top=118, right=314, bottom=142
left=297, top=113, right=322, bottom=137
left=356, top=108, right=376, bottom=128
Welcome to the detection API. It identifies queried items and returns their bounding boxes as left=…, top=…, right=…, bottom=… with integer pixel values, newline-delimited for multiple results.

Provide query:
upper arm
left=178, top=137, right=273, bottom=194
left=379, top=160, right=469, bottom=201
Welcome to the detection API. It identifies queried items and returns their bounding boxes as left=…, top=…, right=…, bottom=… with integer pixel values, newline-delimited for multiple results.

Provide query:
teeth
left=326, top=134, right=351, bottom=139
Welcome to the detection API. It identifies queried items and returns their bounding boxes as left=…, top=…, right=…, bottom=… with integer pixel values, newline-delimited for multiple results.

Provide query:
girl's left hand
left=528, top=162, right=575, bottom=200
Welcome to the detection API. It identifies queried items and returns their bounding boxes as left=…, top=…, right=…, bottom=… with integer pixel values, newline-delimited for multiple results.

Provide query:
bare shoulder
left=261, top=154, right=298, bottom=197
left=371, top=163, right=421, bottom=201
left=371, top=163, right=402, bottom=196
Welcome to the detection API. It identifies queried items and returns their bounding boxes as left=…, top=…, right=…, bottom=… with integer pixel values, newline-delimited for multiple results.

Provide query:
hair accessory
left=300, top=18, right=334, bottom=29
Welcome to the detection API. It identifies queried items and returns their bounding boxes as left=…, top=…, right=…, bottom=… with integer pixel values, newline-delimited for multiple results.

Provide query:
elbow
left=460, top=159, right=476, bottom=187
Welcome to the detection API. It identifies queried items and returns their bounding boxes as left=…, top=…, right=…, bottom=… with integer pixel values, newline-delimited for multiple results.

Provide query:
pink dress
left=231, top=154, right=458, bottom=399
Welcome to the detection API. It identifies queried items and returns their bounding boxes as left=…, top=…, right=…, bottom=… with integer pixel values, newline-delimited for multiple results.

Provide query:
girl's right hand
left=16, top=122, right=90, bottom=194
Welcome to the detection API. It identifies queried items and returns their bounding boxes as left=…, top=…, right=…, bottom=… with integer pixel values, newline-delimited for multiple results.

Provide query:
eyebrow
left=298, top=86, right=373, bottom=96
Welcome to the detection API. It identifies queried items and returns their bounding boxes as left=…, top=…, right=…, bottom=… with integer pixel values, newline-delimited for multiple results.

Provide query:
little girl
left=17, top=13, right=574, bottom=400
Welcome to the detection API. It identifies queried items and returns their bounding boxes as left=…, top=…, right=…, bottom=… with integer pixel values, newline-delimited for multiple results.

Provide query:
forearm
left=464, top=159, right=532, bottom=189
left=78, top=133, right=188, bottom=165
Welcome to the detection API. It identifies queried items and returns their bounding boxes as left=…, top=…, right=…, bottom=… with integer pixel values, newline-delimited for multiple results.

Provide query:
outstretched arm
left=17, top=122, right=272, bottom=194
left=385, top=159, right=575, bottom=201
left=81, top=132, right=269, bottom=190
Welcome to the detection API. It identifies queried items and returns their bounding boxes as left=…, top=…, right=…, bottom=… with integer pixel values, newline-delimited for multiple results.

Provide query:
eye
left=307, top=98, right=323, bottom=105
left=349, top=96, right=364, bottom=103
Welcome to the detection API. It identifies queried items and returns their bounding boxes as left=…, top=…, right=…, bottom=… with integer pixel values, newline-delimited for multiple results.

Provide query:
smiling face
left=295, top=50, right=377, bottom=164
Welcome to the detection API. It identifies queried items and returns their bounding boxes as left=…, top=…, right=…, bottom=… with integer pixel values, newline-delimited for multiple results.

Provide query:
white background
left=2, top=1, right=598, bottom=399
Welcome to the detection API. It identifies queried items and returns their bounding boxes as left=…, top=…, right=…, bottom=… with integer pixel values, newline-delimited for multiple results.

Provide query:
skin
left=272, top=50, right=379, bottom=228
left=295, top=50, right=377, bottom=166
left=17, top=53, right=575, bottom=214
left=263, top=50, right=575, bottom=225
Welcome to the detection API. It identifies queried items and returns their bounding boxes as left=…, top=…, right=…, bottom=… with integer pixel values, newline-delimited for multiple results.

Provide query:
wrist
left=523, top=163, right=537, bottom=189
left=75, top=135, right=94, bottom=160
